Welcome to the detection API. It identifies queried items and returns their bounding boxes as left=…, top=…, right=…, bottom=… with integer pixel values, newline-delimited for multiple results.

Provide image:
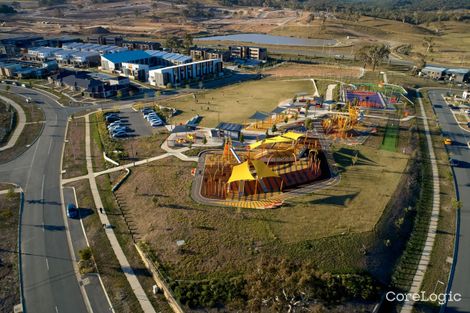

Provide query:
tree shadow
left=309, top=192, right=359, bottom=206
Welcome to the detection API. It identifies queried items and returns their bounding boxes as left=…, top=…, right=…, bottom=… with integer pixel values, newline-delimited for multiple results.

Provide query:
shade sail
left=251, top=160, right=279, bottom=179
left=282, top=131, right=304, bottom=141
left=249, top=140, right=264, bottom=150
left=264, top=136, right=293, bottom=144
left=227, top=161, right=256, bottom=184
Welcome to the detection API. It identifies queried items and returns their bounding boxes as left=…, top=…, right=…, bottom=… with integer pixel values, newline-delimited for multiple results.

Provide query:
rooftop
left=101, top=50, right=150, bottom=63
left=216, top=122, right=243, bottom=132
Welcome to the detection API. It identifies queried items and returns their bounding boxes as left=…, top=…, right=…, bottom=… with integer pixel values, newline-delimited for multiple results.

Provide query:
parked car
left=105, top=115, right=120, bottom=123
left=112, top=130, right=128, bottom=138
left=150, top=121, right=163, bottom=127
left=66, top=203, right=79, bottom=218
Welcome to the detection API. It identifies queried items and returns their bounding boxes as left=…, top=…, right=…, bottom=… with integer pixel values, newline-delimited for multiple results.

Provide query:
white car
left=467, top=141, right=470, bottom=149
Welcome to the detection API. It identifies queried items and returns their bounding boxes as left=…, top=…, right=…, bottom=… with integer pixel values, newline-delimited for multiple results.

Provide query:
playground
left=194, top=132, right=331, bottom=209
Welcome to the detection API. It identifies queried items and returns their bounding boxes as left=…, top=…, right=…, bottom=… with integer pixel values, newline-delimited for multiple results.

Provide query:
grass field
left=117, top=133, right=409, bottom=283
left=0, top=91, right=45, bottom=164
left=63, top=117, right=87, bottom=179
left=158, top=79, right=314, bottom=127
left=381, top=123, right=399, bottom=152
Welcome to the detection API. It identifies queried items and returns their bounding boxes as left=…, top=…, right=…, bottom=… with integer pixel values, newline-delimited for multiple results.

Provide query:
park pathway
left=325, top=84, right=337, bottom=102
left=83, top=114, right=157, bottom=313
left=400, top=92, right=440, bottom=313
left=0, top=95, right=26, bottom=151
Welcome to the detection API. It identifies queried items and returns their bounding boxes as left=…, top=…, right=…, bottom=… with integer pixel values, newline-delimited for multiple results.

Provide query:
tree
left=355, top=44, right=390, bottom=71
left=422, top=36, right=434, bottom=54
left=116, top=90, right=123, bottom=99
left=5, top=85, right=10, bottom=92
left=271, top=124, right=277, bottom=133
left=166, top=36, right=183, bottom=52
left=202, top=136, right=207, bottom=144
left=239, top=132, right=244, bottom=143
left=183, top=33, right=193, bottom=49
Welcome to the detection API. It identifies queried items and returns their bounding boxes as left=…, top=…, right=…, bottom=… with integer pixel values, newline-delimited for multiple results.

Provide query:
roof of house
left=248, top=111, right=269, bottom=120
left=101, top=50, right=150, bottom=64
left=216, top=122, right=243, bottom=132
left=422, top=66, right=447, bottom=73
left=446, top=68, right=470, bottom=75
left=146, top=50, right=192, bottom=63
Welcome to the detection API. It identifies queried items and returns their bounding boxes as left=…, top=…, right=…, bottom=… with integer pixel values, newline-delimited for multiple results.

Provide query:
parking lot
left=120, top=108, right=156, bottom=137
left=106, top=108, right=166, bottom=139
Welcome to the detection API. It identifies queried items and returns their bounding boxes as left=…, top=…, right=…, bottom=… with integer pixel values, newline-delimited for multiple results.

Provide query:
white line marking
left=48, top=139, right=53, bottom=155
left=45, top=258, right=49, bottom=271
left=41, top=174, right=45, bottom=199
left=25, top=137, right=41, bottom=193
left=55, top=305, right=59, bottom=313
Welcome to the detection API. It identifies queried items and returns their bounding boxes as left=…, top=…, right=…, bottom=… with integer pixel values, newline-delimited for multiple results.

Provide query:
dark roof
left=102, top=50, right=150, bottom=64
left=249, top=111, right=269, bottom=120
left=271, top=107, right=285, bottom=114
left=216, top=122, right=243, bottom=132
left=172, top=125, right=196, bottom=133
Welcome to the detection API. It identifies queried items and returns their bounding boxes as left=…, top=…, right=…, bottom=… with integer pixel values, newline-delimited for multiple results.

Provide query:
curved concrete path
left=0, top=95, right=26, bottom=151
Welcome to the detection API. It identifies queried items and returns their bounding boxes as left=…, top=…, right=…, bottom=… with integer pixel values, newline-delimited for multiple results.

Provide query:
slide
left=229, top=147, right=242, bottom=163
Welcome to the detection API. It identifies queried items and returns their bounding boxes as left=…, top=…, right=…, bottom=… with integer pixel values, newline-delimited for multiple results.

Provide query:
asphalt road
left=0, top=85, right=105, bottom=313
left=427, top=89, right=470, bottom=313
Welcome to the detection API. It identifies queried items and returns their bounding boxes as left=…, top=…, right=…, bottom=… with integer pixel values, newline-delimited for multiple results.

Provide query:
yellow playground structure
left=199, top=132, right=326, bottom=208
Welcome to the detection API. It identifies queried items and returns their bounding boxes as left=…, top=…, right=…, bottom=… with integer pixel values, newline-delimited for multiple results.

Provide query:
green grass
left=158, top=78, right=314, bottom=127
left=381, top=123, right=399, bottom=152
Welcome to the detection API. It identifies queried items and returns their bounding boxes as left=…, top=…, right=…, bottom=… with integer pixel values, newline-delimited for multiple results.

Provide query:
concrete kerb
left=400, top=90, right=441, bottom=313
left=59, top=117, right=94, bottom=313
left=0, top=95, right=26, bottom=151
left=18, top=189, right=25, bottom=313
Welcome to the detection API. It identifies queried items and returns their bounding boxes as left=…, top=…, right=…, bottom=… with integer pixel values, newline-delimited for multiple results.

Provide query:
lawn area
left=0, top=91, right=45, bottom=164
left=158, top=78, right=314, bottom=127
left=63, top=117, right=87, bottom=179
left=0, top=192, right=20, bottom=313
left=381, top=123, right=399, bottom=152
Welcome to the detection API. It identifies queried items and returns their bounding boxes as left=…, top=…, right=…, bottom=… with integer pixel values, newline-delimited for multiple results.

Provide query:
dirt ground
left=0, top=192, right=20, bottom=313
left=263, top=62, right=362, bottom=79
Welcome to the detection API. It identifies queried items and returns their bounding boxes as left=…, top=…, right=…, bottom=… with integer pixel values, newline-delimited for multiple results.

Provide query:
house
left=0, top=60, right=58, bottom=79
left=50, top=70, right=130, bottom=98
left=100, top=50, right=152, bottom=71
left=190, top=47, right=230, bottom=62
left=148, top=59, right=223, bottom=87
left=420, top=66, right=447, bottom=80
left=215, top=122, right=243, bottom=140
left=229, top=46, right=267, bottom=61
left=87, top=35, right=123, bottom=46
left=121, top=62, right=154, bottom=81
left=446, top=68, right=470, bottom=83
left=122, top=40, right=161, bottom=51
left=146, top=50, right=192, bottom=65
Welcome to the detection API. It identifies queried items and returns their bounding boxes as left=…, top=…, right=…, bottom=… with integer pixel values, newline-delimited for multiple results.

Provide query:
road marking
left=48, top=139, right=53, bottom=155
left=25, top=137, right=41, bottom=193
left=41, top=174, right=45, bottom=199
left=45, top=258, right=49, bottom=271
left=55, top=305, right=59, bottom=313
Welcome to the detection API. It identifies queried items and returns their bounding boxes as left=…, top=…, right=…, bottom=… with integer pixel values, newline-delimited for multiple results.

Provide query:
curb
left=18, top=191, right=26, bottom=313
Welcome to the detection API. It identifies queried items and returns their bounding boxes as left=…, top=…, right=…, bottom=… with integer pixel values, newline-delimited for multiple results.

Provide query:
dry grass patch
left=263, top=63, right=362, bottom=79
left=158, top=79, right=314, bottom=127
left=118, top=137, right=408, bottom=281
left=63, top=117, right=87, bottom=179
